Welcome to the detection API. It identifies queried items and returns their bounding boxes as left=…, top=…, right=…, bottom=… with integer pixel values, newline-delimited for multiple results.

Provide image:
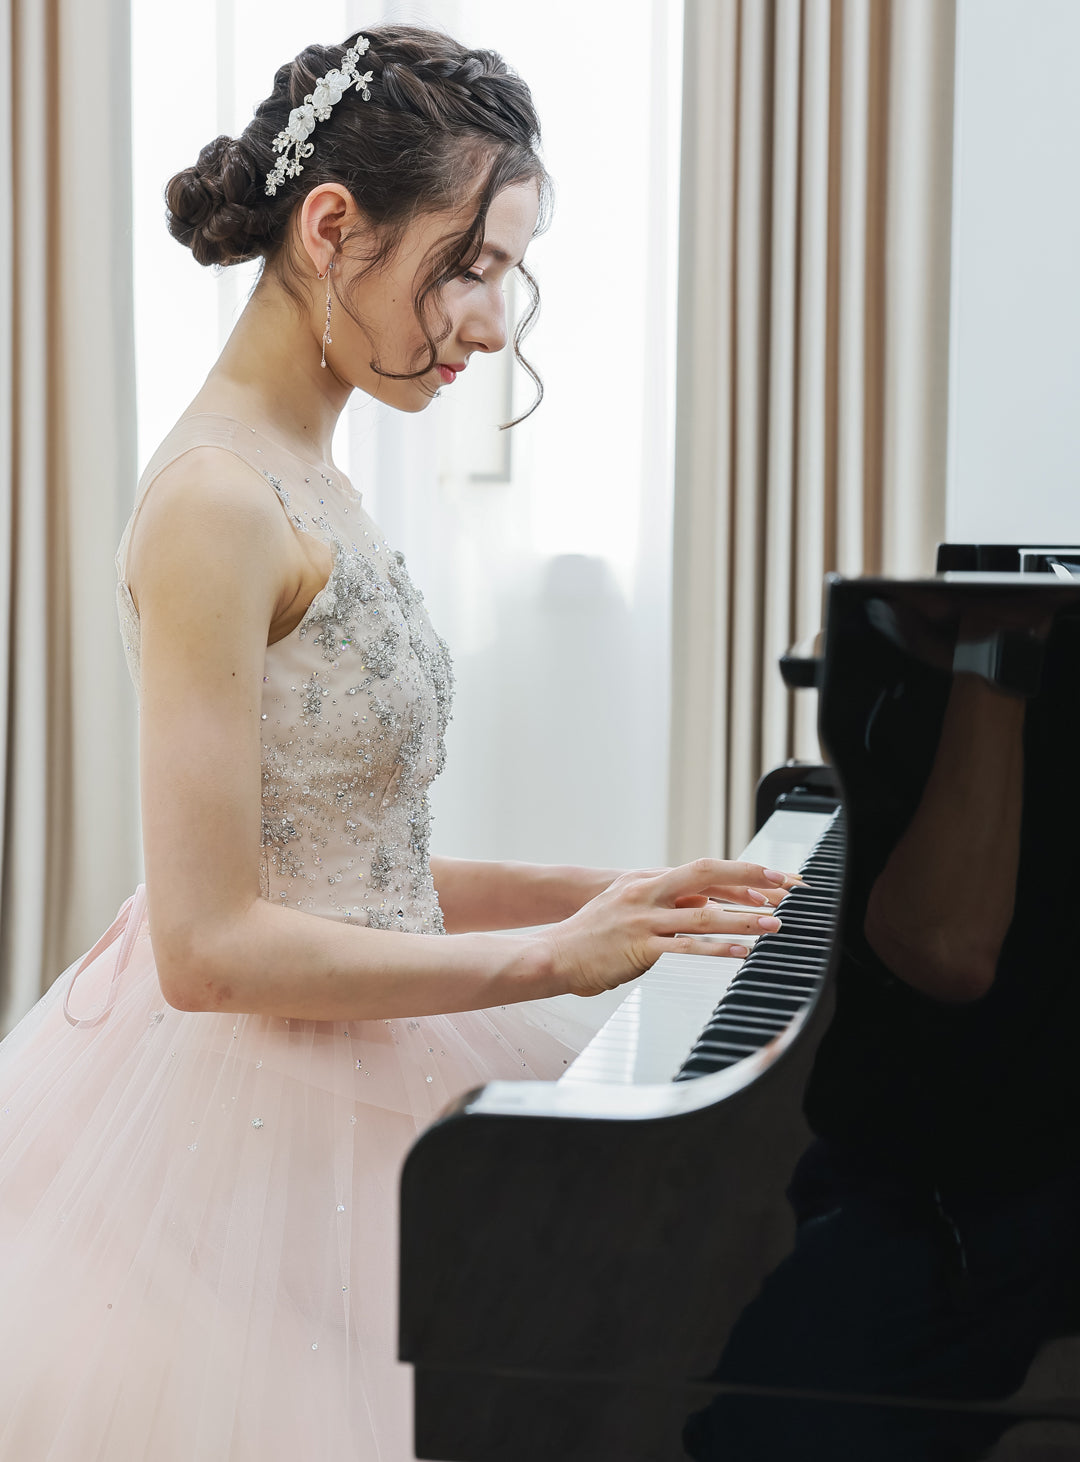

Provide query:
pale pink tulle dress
left=0, top=415, right=594, bottom=1461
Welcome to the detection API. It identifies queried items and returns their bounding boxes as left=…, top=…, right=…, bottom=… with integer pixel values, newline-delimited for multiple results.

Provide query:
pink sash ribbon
left=63, top=884, right=148, bottom=1029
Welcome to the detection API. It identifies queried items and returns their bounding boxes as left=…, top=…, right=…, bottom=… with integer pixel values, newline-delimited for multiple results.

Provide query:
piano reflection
left=400, top=569, right=1080, bottom=1461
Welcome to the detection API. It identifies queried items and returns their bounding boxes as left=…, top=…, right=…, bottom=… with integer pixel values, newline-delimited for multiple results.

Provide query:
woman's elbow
left=897, top=948, right=997, bottom=1005
left=155, top=929, right=236, bottom=1013
left=864, top=911, right=998, bottom=1003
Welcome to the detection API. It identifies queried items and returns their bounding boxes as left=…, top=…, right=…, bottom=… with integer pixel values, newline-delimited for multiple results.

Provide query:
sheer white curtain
left=133, top=0, right=684, bottom=874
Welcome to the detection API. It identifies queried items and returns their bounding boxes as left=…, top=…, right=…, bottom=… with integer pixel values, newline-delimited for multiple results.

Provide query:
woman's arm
left=429, top=856, right=622, bottom=933
left=864, top=671, right=1026, bottom=1003
left=132, top=455, right=791, bottom=1019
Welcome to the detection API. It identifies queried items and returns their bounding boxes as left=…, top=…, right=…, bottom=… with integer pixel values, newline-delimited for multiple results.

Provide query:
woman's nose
left=462, top=291, right=507, bottom=355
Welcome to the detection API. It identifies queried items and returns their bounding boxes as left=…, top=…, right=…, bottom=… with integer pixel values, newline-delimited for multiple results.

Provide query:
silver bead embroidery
left=360, top=624, right=402, bottom=680
left=300, top=537, right=387, bottom=665
left=369, top=695, right=401, bottom=733
left=262, top=469, right=291, bottom=510
left=365, top=908, right=397, bottom=931
left=301, top=675, right=324, bottom=721
left=368, top=844, right=395, bottom=891
left=398, top=714, right=425, bottom=775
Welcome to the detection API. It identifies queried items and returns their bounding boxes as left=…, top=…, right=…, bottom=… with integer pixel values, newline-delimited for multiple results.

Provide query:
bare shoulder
left=126, top=444, right=297, bottom=623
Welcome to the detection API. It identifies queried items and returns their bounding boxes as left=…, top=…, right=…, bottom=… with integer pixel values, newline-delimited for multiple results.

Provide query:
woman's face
left=331, top=180, right=540, bottom=411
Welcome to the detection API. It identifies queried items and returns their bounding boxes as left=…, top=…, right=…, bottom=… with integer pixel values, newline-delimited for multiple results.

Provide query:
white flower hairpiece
left=265, top=37, right=374, bottom=197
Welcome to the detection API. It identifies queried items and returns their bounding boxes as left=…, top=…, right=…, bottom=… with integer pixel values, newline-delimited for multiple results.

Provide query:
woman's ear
left=297, top=183, right=357, bottom=275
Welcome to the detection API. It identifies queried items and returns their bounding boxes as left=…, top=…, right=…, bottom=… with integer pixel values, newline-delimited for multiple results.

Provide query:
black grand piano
left=400, top=559, right=1080, bottom=1461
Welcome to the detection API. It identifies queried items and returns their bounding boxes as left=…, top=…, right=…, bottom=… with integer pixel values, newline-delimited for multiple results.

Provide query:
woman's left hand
left=573, top=863, right=796, bottom=915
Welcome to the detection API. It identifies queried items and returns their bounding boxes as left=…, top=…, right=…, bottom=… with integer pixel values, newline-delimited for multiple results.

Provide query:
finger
left=656, top=905, right=782, bottom=939
left=762, top=868, right=809, bottom=890
left=652, top=859, right=776, bottom=903
left=703, top=875, right=808, bottom=902
left=705, top=886, right=786, bottom=910
left=677, top=860, right=806, bottom=901
left=704, top=888, right=783, bottom=912
left=659, top=935, right=751, bottom=959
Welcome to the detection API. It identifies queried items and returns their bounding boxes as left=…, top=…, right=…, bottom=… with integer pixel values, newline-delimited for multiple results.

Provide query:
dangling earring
left=318, top=260, right=334, bottom=368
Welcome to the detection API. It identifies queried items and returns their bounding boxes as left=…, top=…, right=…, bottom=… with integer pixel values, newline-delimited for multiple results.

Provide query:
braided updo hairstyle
left=165, top=24, right=550, bottom=424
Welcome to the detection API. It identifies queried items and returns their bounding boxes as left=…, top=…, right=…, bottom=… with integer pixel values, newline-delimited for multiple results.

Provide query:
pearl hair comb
left=265, top=36, right=374, bottom=197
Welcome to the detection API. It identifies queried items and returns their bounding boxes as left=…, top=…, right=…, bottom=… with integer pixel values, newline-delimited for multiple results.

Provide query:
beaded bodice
left=115, top=413, right=453, bottom=934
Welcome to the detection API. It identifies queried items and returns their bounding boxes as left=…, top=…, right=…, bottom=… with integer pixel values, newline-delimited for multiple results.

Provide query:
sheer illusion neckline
left=178, top=411, right=361, bottom=501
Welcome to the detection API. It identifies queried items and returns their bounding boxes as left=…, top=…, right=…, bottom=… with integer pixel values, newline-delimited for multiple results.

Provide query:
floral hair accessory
left=265, top=37, right=374, bottom=196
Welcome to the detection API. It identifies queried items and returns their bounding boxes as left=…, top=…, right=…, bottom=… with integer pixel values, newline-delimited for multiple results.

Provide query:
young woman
left=0, top=25, right=793, bottom=1460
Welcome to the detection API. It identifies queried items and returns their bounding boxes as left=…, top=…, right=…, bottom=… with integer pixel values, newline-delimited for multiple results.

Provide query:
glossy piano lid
left=401, top=575, right=1080, bottom=1462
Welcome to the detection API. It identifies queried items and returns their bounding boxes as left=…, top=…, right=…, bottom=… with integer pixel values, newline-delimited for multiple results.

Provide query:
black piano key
left=696, top=1026, right=790, bottom=1047
left=769, top=907, right=836, bottom=924
left=697, top=1018, right=789, bottom=1040
left=688, top=1039, right=764, bottom=1061
left=716, top=994, right=807, bottom=1017
left=742, top=952, right=825, bottom=969
left=675, top=808, right=845, bottom=1082
left=735, top=979, right=818, bottom=996
left=743, top=951, right=824, bottom=968
left=680, top=1052, right=744, bottom=1075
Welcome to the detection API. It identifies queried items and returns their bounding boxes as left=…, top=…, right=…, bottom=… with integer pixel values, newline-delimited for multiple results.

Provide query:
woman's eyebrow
left=481, top=244, right=524, bottom=268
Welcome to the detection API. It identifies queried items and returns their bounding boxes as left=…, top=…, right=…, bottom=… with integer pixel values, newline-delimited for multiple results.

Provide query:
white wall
left=946, top=0, right=1080, bottom=543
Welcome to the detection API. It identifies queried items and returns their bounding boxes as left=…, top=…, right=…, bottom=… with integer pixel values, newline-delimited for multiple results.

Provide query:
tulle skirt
left=0, top=888, right=595, bottom=1461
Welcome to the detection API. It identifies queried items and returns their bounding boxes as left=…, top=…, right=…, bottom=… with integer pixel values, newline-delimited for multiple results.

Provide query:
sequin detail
left=365, top=908, right=398, bottom=931
left=299, top=537, right=387, bottom=665
left=368, top=845, right=395, bottom=891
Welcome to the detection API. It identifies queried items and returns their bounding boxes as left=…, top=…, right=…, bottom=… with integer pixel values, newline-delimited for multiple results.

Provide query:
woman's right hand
left=539, top=859, right=801, bottom=999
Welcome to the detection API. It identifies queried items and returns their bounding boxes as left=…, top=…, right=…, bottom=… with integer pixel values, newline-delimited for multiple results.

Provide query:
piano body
left=400, top=570, right=1080, bottom=1460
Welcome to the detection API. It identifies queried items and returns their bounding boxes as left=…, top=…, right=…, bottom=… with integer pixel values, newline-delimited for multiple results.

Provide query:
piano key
left=559, top=807, right=838, bottom=1088
left=675, top=807, right=845, bottom=1080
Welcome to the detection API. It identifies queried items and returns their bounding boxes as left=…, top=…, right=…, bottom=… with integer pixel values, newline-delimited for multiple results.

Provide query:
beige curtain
left=669, top=0, right=956, bottom=862
left=0, top=0, right=141, bottom=1032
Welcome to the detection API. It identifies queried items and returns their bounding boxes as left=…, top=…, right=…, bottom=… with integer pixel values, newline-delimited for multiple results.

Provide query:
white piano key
left=739, top=808, right=835, bottom=878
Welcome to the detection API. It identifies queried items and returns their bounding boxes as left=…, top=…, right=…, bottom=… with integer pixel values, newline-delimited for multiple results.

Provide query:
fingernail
left=763, top=869, right=788, bottom=885
left=746, top=888, right=771, bottom=905
left=757, top=916, right=782, bottom=932
left=729, top=944, right=749, bottom=958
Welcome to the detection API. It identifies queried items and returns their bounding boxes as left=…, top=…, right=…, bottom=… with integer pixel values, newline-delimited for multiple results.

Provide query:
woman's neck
left=186, top=279, right=349, bottom=466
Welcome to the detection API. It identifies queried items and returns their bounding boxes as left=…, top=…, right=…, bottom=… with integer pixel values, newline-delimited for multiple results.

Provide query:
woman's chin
left=353, top=379, right=437, bottom=413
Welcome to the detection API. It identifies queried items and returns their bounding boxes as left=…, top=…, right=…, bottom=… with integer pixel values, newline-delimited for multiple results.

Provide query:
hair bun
left=166, top=134, right=274, bottom=267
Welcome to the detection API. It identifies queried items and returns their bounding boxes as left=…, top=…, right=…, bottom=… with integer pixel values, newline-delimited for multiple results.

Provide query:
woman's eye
left=461, top=270, right=484, bottom=285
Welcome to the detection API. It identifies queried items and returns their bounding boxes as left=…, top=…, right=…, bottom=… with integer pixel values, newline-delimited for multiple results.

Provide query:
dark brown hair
left=165, top=24, right=551, bottom=424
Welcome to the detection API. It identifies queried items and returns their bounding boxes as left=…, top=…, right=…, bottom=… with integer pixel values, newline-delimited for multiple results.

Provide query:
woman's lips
left=436, top=365, right=462, bottom=384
